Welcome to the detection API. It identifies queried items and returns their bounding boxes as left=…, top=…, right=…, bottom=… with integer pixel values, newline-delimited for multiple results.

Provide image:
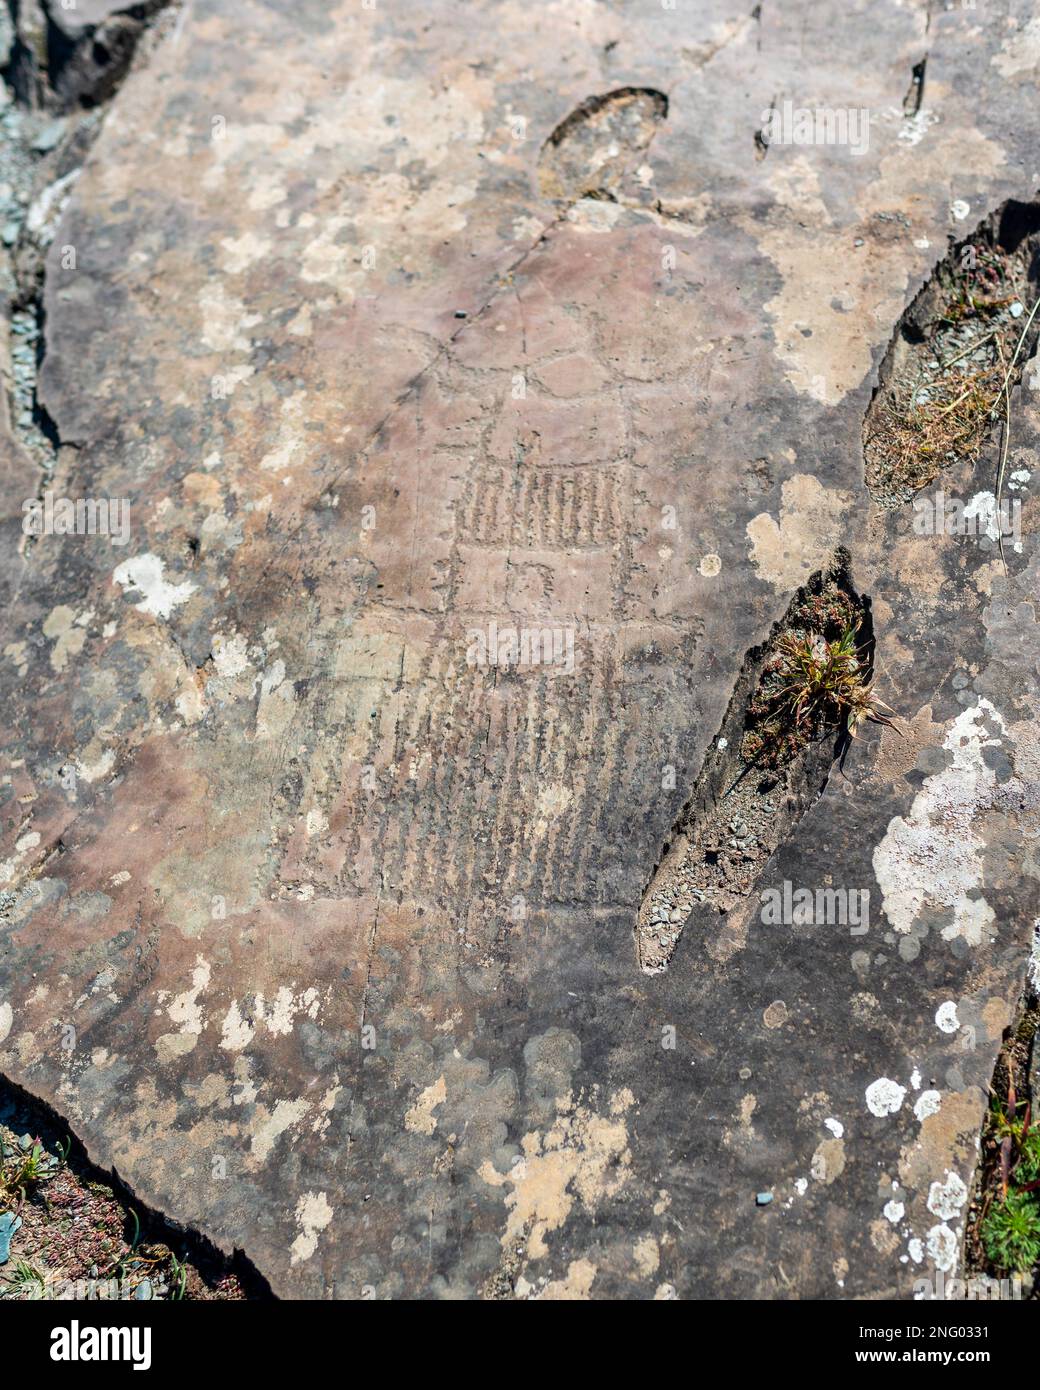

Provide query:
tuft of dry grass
left=866, top=366, right=1002, bottom=495
left=741, top=581, right=896, bottom=768
left=865, top=237, right=1038, bottom=506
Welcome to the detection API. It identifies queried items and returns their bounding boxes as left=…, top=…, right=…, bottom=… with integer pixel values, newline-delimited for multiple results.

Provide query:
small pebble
left=31, top=119, right=66, bottom=154
left=0, top=1214, right=20, bottom=1263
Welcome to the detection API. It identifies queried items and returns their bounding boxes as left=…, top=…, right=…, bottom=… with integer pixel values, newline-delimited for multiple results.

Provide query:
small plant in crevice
left=741, top=580, right=896, bottom=769
left=981, top=1191, right=1040, bottom=1273
left=0, top=1081, right=265, bottom=1301
left=0, top=1135, right=58, bottom=1208
left=975, top=1065, right=1040, bottom=1276
left=168, top=1250, right=188, bottom=1301
left=864, top=198, right=1040, bottom=514
left=0, top=1259, right=48, bottom=1301
left=636, top=557, right=895, bottom=975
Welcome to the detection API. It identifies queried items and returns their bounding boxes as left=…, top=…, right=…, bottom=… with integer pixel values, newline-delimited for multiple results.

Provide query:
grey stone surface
left=0, top=0, right=1039, bottom=1299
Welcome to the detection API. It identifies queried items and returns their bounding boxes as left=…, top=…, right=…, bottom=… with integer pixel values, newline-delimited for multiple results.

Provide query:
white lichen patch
left=250, top=1096, right=310, bottom=1162
left=218, top=987, right=321, bottom=1053
left=155, top=956, right=210, bottom=1061
left=255, top=661, right=295, bottom=740
left=42, top=605, right=87, bottom=673
left=566, top=197, right=622, bottom=233
left=220, top=230, right=272, bottom=274
left=264, top=986, right=320, bottom=1036
left=927, top=1171, right=968, bottom=1221
left=210, top=631, right=252, bottom=685
left=935, top=1001, right=960, bottom=1034
left=197, top=282, right=262, bottom=353
left=311, top=1077, right=341, bottom=1135
left=290, top=1190, right=333, bottom=1265
left=926, top=1222, right=958, bottom=1273
left=259, top=392, right=310, bottom=474
left=914, top=1090, right=942, bottom=1122
left=220, top=1000, right=254, bottom=1053
left=991, top=15, right=1040, bottom=78
left=166, top=956, right=210, bottom=1034
left=113, top=554, right=197, bottom=620
left=873, top=701, right=1004, bottom=943
left=962, top=492, right=1021, bottom=553
left=4, top=641, right=29, bottom=677
left=866, top=1077, right=906, bottom=1117
left=0, top=827, right=41, bottom=887
left=76, top=748, right=116, bottom=784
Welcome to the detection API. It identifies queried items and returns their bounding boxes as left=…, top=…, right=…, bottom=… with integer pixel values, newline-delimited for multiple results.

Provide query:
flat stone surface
left=1, top=0, right=1040, bottom=1298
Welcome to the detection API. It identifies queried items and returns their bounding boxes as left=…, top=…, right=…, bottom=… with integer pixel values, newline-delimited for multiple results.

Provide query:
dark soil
left=0, top=1077, right=267, bottom=1301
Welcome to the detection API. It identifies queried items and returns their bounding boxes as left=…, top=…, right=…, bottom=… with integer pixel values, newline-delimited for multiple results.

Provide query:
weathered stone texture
left=2, top=0, right=1040, bottom=1297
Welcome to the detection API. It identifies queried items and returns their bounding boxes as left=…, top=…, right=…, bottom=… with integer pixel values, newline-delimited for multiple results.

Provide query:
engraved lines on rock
left=267, top=83, right=729, bottom=912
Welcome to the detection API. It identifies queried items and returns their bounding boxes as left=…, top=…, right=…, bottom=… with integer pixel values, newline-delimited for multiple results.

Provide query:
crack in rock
left=636, top=549, right=872, bottom=974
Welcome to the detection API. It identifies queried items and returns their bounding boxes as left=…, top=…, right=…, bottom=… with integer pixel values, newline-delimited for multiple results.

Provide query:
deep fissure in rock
left=903, top=57, right=927, bottom=118
left=0, top=1069, right=275, bottom=1299
left=863, top=191, right=1040, bottom=1285
left=636, top=549, right=873, bottom=974
left=864, top=193, right=1040, bottom=508
left=964, top=983, right=1040, bottom=1293
left=2, top=0, right=170, bottom=111
left=1, top=0, right=175, bottom=548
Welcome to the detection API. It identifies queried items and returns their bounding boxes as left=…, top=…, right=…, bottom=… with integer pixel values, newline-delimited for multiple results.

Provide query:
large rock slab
left=2, top=0, right=1040, bottom=1298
